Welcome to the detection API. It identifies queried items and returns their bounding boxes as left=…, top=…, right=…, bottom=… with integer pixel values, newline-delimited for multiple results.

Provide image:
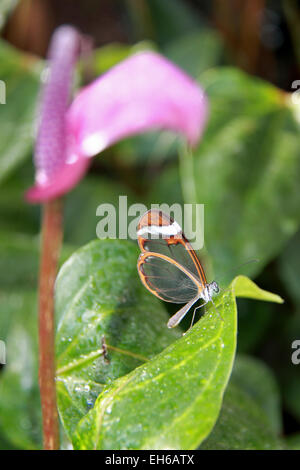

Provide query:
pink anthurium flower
left=26, top=26, right=208, bottom=203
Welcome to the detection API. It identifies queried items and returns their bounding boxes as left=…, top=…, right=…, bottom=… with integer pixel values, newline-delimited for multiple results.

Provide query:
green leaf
left=55, top=239, right=281, bottom=449
left=200, top=383, right=283, bottom=450
left=231, top=355, right=282, bottom=434
left=55, top=239, right=180, bottom=438
left=0, top=0, right=19, bottom=31
left=182, top=67, right=300, bottom=283
left=0, top=40, right=40, bottom=183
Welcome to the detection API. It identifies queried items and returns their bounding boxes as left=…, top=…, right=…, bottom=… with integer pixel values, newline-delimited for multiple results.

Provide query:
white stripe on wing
left=137, top=221, right=182, bottom=237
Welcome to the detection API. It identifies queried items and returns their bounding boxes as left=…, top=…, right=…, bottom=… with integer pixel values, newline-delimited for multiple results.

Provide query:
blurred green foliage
left=0, top=0, right=19, bottom=31
left=0, top=0, right=299, bottom=450
left=0, top=40, right=40, bottom=184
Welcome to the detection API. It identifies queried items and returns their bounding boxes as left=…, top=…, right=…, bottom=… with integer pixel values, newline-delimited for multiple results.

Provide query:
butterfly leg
left=184, top=297, right=224, bottom=335
left=183, top=300, right=208, bottom=334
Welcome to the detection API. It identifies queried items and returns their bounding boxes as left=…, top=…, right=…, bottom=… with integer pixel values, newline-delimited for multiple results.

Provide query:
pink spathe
left=26, top=27, right=208, bottom=203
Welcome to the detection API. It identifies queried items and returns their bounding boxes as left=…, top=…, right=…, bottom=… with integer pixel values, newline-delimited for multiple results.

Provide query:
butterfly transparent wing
left=142, top=238, right=204, bottom=280
left=138, top=253, right=199, bottom=303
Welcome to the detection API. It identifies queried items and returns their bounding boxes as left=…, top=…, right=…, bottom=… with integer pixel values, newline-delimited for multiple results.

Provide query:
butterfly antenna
left=217, top=258, right=260, bottom=285
left=234, top=258, right=260, bottom=272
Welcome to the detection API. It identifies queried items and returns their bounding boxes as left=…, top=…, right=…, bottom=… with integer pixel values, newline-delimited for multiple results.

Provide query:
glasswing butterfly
left=137, top=209, right=220, bottom=328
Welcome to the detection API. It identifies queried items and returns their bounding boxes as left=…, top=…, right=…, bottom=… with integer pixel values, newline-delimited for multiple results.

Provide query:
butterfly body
left=136, top=209, right=219, bottom=328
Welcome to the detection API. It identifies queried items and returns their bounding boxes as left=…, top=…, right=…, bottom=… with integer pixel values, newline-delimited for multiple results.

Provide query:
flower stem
left=38, top=198, right=63, bottom=450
